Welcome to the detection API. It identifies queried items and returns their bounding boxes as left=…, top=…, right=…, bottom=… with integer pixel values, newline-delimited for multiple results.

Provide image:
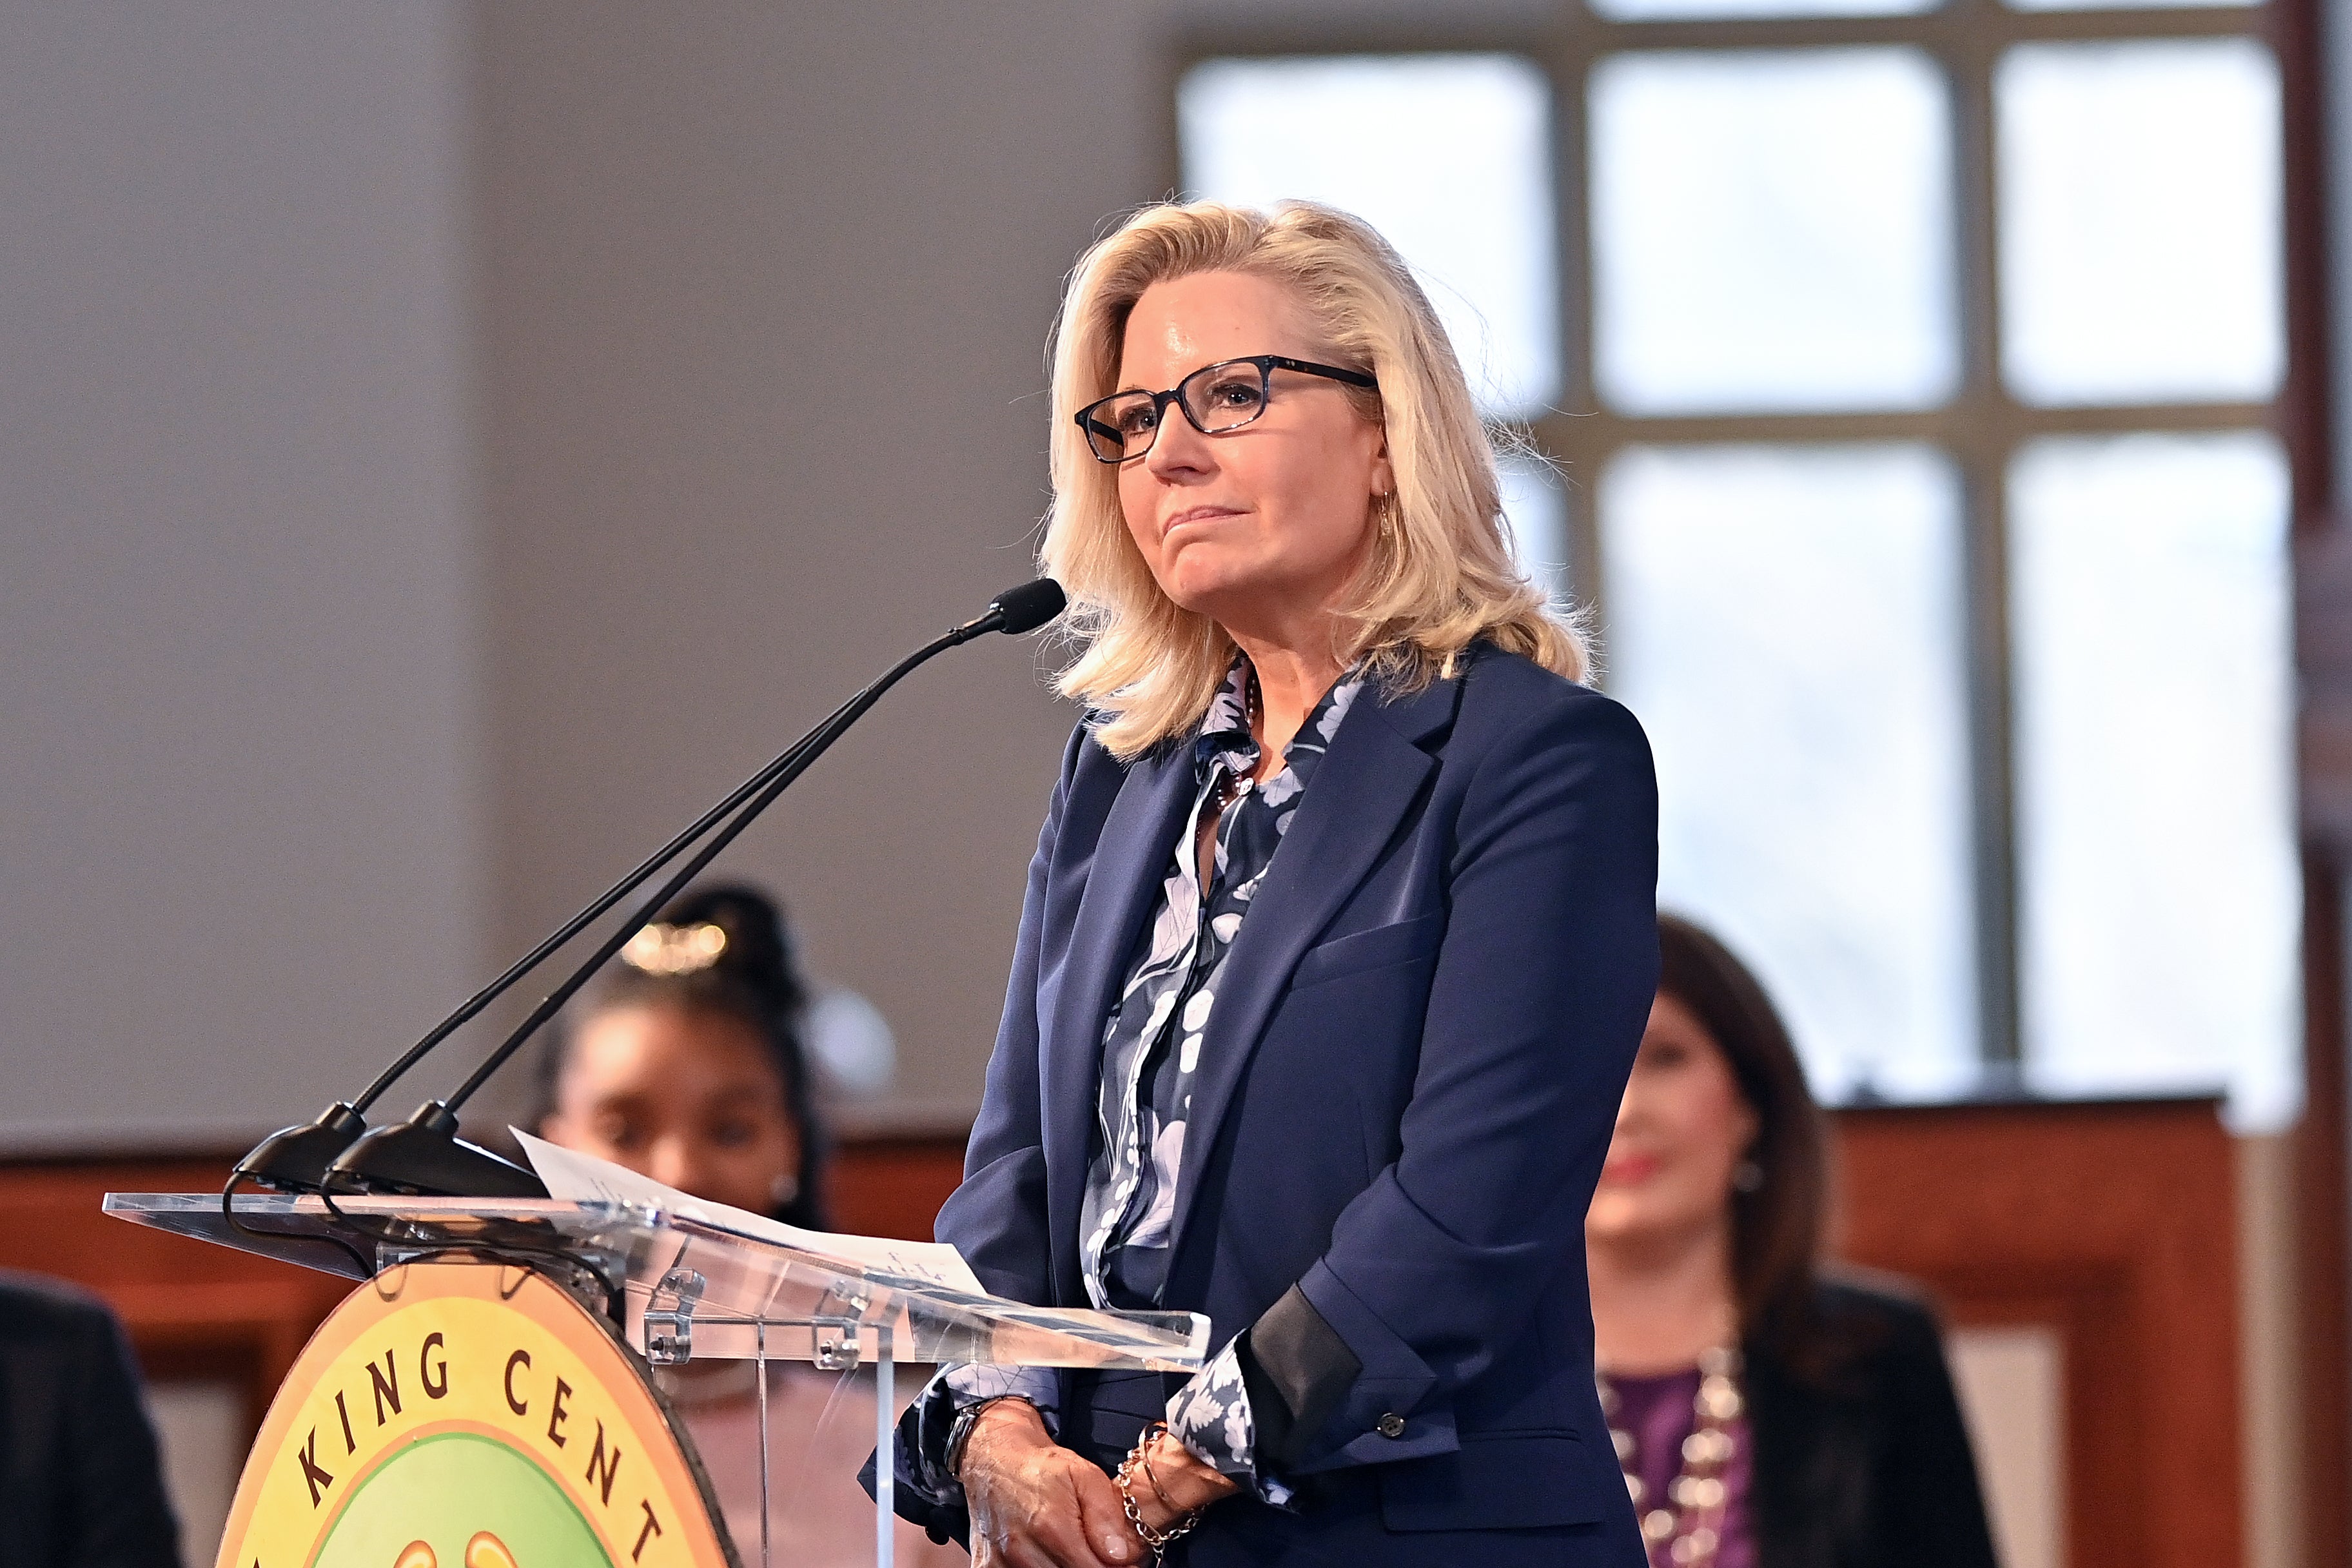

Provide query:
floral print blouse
left=931, top=657, right=1366, bottom=1504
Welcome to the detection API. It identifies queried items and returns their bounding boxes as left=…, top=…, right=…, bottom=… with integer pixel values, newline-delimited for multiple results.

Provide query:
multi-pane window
left=1177, top=3, right=2298, bottom=1125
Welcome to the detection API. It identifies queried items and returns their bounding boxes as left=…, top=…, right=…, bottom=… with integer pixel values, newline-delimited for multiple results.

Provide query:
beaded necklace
left=1596, top=1344, right=1743, bottom=1568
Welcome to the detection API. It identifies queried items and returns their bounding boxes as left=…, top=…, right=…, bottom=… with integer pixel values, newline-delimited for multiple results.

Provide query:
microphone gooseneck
left=279, top=579, right=1066, bottom=1199
left=230, top=685, right=867, bottom=1193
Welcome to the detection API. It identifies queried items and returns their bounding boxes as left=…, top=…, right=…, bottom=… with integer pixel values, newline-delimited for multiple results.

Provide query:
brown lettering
left=585, top=1420, right=623, bottom=1505
left=368, top=1350, right=401, bottom=1425
left=547, top=1375, right=573, bottom=1447
left=632, top=1500, right=664, bottom=1562
left=298, top=1426, right=333, bottom=1506
left=420, top=1331, right=449, bottom=1400
left=335, top=1389, right=355, bottom=1454
left=504, top=1348, right=531, bottom=1415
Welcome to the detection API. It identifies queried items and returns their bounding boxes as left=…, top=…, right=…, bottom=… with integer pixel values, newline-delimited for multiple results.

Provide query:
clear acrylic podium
left=107, top=1191, right=1209, bottom=1568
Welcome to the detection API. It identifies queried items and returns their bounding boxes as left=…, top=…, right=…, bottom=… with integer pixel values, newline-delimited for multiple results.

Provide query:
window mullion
left=1553, top=27, right=1606, bottom=619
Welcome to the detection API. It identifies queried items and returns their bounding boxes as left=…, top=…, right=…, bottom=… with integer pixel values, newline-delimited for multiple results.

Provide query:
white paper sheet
left=513, top=1129, right=983, bottom=1293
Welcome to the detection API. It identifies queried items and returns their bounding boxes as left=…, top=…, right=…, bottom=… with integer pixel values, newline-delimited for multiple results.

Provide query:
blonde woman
left=887, top=201, right=1659, bottom=1567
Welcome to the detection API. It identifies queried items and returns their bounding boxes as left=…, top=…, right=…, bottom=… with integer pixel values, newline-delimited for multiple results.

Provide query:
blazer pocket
left=1377, top=1430, right=1612, bottom=1533
left=1290, top=912, right=1446, bottom=990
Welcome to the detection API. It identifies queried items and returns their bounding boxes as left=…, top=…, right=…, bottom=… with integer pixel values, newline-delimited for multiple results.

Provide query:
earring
left=1732, top=1159, right=1764, bottom=1193
left=769, top=1171, right=801, bottom=1208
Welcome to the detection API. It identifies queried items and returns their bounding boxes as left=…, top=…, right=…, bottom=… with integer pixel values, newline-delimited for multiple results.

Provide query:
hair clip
left=620, top=920, right=729, bottom=976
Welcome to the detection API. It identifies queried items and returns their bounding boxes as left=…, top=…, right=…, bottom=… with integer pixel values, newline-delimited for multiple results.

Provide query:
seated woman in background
left=536, top=883, right=960, bottom=1567
left=1587, top=915, right=1999, bottom=1568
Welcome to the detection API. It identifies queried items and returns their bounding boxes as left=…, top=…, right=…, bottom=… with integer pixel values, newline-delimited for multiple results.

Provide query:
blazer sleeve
left=1248, top=691, right=1660, bottom=1475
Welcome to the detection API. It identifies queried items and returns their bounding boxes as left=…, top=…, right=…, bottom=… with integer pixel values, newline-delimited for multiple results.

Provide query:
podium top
left=105, top=1192, right=1208, bottom=1373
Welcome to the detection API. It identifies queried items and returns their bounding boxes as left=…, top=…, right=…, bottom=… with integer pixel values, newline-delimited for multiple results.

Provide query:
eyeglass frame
left=1072, top=354, right=1381, bottom=465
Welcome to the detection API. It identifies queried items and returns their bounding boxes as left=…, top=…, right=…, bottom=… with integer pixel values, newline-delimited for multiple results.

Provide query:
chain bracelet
left=1115, top=1422, right=1204, bottom=1566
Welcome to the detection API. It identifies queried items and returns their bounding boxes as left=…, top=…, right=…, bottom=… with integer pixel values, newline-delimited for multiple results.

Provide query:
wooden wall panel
left=1832, top=1098, right=2243, bottom=1568
left=827, top=1136, right=965, bottom=1242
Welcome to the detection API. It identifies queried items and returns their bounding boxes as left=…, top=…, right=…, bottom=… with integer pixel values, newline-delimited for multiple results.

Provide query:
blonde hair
left=1041, top=199, right=1588, bottom=759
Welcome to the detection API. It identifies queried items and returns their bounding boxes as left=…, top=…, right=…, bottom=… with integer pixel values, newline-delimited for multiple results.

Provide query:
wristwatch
left=946, top=1394, right=1036, bottom=1481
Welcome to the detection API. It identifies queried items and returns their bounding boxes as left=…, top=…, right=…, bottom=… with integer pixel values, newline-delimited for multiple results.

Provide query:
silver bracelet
left=945, top=1394, right=1035, bottom=1482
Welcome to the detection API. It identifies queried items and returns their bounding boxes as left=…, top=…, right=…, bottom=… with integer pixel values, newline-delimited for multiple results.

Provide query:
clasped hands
left=958, top=1398, right=1239, bottom=1568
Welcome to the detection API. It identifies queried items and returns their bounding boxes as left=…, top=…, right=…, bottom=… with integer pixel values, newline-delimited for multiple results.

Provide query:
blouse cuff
left=944, top=1362, right=1063, bottom=1422
left=1164, top=1340, right=1298, bottom=1509
left=898, top=1364, right=1061, bottom=1507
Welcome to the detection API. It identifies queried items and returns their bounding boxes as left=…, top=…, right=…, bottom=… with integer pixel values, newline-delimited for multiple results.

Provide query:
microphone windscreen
left=990, top=578, right=1068, bottom=635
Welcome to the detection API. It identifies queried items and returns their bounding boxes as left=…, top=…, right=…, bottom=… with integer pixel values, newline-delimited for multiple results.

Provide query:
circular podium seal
left=218, top=1259, right=733, bottom=1568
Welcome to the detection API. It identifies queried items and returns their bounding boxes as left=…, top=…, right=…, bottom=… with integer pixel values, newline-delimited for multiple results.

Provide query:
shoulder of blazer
left=1808, top=1271, right=1950, bottom=1381
left=1053, top=647, right=1641, bottom=789
left=1059, top=716, right=1157, bottom=803
left=1435, top=645, right=1652, bottom=775
left=1751, top=1271, right=1952, bottom=1405
left=0, top=1268, right=119, bottom=1348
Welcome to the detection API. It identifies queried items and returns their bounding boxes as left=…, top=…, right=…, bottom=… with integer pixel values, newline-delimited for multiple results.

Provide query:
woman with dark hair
left=1585, top=915, right=1999, bottom=1568
left=536, top=883, right=959, bottom=1567
left=538, top=883, right=828, bottom=1227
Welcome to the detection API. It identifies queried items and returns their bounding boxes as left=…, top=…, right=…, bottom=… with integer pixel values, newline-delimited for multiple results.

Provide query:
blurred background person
left=536, top=883, right=961, bottom=1567
left=0, top=1269, right=181, bottom=1568
left=1586, top=915, right=1997, bottom=1568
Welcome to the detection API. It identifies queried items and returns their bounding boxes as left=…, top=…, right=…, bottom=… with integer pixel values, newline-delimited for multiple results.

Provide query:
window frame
left=1163, top=0, right=2306, bottom=1070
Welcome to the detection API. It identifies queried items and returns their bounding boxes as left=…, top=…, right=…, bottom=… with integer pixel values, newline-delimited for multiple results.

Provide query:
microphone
left=233, top=580, right=1067, bottom=1198
left=969, top=577, right=1066, bottom=637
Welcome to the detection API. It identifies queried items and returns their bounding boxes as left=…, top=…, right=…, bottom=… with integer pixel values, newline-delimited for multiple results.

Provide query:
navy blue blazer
left=937, top=645, right=1658, bottom=1565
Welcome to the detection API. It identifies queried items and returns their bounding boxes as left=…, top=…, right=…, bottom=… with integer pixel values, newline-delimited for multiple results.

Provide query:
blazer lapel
left=1164, top=674, right=1464, bottom=1264
left=1043, top=741, right=1196, bottom=1300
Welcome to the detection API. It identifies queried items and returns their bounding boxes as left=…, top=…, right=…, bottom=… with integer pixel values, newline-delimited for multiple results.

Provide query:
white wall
left=0, top=3, right=483, bottom=1150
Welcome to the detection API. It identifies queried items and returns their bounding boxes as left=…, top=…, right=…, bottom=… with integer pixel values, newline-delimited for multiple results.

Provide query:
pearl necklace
left=1596, top=1344, right=1743, bottom=1568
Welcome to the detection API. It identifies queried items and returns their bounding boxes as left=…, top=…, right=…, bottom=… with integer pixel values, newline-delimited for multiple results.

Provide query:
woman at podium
left=537, top=884, right=959, bottom=1566
left=895, top=200, right=1660, bottom=1565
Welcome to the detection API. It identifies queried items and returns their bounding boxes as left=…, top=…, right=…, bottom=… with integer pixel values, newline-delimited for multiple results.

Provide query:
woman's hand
left=958, top=1400, right=1139, bottom=1568
left=1126, top=1429, right=1239, bottom=1532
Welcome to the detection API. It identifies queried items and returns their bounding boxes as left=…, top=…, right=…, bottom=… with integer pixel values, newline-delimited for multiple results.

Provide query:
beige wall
left=463, top=2, right=1161, bottom=1132
left=0, top=1, right=483, bottom=1150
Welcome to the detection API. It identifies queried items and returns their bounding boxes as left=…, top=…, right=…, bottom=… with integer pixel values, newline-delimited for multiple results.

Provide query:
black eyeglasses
left=1073, top=355, right=1380, bottom=464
